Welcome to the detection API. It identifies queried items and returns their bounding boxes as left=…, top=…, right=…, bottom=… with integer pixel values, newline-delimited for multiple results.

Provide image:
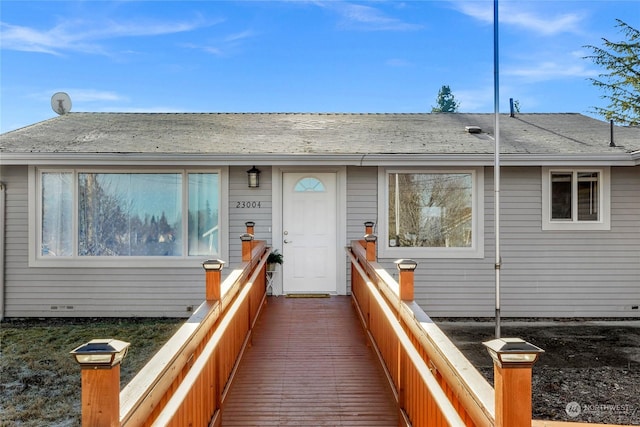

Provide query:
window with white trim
left=542, top=167, right=610, bottom=230
left=34, top=168, right=221, bottom=265
left=378, top=168, right=484, bottom=259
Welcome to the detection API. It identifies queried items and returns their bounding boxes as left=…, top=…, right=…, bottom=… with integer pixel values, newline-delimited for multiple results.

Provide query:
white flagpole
left=493, top=0, right=502, bottom=339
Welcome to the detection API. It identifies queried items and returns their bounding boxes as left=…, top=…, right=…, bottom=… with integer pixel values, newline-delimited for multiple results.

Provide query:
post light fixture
left=483, top=337, right=544, bottom=368
left=364, top=234, right=377, bottom=243
left=202, top=258, right=225, bottom=271
left=70, top=339, right=130, bottom=368
left=247, top=166, right=261, bottom=188
left=395, top=259, right=417, bottom=271
left=364, top=221, right=375, bottom=228
left=240, top=233, right=254, bottom=242
left=244, top=221, right=255, bottom=228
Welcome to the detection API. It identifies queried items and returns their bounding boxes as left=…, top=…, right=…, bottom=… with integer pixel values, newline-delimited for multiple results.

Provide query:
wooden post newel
left=81, top=366, right=120, bottom=427
left=483, top=338, right=544, bottom=427
left=245, top=221, right=255, bottom=236
left=364, top=234, right=377, bottom=262
left=203, top=259, right=225, bottom=301
left=240, top=233, right=254, bottom=262
left=70, top=339, right=130, bottom=427
left=364, top=221, right=375, bottom=236
left=395, top=259, right=417, bottom=302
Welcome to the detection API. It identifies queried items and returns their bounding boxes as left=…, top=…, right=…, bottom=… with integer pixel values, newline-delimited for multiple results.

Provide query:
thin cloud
left=504, top=61, right=597, bottom=81
left=450, top=1, right=585, bottom=36
left=182, top=29, right=256, bottom=57
left=66, top=89, right=127, bottom=103
left=329, top=2, right=423, bottom=31
left=0, top=16, right=211, bottom=55
left=455, top=87, right=494, bottom=112
left=31, top=89, right=127, bottom=103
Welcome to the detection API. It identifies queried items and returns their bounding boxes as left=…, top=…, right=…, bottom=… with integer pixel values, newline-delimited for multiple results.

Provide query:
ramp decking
left=221, top=296, right=399, bottom=426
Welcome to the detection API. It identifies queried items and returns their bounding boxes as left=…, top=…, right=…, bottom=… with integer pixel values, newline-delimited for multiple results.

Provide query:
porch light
left=245, top=221, right=255, bottom=228
left=483, top=337, right=544, bottom=368
left=395, top=259, right=417, bottom=271
left=364, top=221, right=375, bottom=228
left=247, top=166, right=261, bottom=188
left=240, top=233, right=254, bottom=242
left=70, top=339, right=130, bottom=368
left=202, top=259, right=225, bottom=271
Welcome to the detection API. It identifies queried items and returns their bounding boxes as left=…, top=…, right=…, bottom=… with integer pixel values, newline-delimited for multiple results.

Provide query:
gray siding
left=2, top=166, right=231, bottom=318
left=496, top=166, right=640, bottom=317
left=346, top=166, right=379, bottom=294
left=228, top=166, right=273, bottom=260
left=378, top=166, right=640, bottom=318
left=2, top=164, right=638, bottom=318
left=346, top=166, right=378, bottom=241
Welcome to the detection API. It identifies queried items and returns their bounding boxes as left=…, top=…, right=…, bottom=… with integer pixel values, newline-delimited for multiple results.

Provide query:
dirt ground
left=435, top=319, right=640, bottom=425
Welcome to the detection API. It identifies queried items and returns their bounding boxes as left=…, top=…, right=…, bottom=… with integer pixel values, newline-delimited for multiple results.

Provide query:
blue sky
left=1, top=1, right=638, bottom=133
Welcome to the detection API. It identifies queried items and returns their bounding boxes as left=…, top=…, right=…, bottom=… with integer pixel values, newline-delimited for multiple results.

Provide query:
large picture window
left=542, top=167, right=610, bottom=231
left=36, top=168, right=221, bottom=264
left=379, top=168, right=484, bottom=258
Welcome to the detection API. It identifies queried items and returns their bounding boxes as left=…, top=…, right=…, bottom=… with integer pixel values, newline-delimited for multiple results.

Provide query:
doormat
left=286, top=293, right=330, bottom=298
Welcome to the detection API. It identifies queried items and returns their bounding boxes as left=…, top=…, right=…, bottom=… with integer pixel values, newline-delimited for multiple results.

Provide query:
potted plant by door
left=267, top=249, right=283, bottom=272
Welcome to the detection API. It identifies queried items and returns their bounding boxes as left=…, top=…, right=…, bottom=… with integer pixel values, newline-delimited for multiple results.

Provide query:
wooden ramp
left=221, top=296, right=399, bottom=426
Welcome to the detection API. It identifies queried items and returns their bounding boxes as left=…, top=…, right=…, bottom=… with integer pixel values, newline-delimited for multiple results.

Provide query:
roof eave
left=0, top=152, right=636, bottom=167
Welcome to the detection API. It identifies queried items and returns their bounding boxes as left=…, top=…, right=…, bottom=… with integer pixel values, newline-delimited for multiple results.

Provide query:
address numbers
left=236, top=201, right=262, bottom=209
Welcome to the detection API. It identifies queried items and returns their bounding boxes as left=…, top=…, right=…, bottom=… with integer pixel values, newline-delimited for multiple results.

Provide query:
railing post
left=395, top=259, right=417, bottom=302
left=203, top=259, right=225, bottom=301
left=364, top=221, right=375, bottom=236
left=364, top=234, right=377, bottom=262
left=483, top=338, right=545, bottom=427
left=240, top=233, right=254, bottom=262
left=245, top=221, right=255, bottom=235
left=70, top=339, right=130, bottom=427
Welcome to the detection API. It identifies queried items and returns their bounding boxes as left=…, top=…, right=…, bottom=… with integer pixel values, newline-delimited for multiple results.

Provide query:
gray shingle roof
left=1, top=112, right=638, bottom=157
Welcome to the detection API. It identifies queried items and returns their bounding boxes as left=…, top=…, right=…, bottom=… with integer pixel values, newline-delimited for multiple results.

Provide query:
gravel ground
left=436, top=319, right=640, bottom=425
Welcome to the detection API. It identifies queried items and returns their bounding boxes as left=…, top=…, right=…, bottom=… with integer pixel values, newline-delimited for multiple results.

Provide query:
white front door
left=282, top=172, right=337, bottom=294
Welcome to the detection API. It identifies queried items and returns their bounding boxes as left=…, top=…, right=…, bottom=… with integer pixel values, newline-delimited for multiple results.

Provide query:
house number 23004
left=236, top=201, right=262, bottom=209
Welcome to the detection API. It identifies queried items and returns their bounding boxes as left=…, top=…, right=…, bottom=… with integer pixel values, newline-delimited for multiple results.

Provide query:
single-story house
left=0, top=112, right=638, bottom=319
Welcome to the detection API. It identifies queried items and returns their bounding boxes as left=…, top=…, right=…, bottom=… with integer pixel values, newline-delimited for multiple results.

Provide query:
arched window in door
left=294, top=177, right=326, bottom=192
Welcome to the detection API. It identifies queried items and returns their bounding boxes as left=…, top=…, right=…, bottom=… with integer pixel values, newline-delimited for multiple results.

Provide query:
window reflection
left=388, top=173, right=472, bottom=248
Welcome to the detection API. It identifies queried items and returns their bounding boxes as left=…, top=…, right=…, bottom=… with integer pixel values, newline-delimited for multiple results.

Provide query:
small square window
left=542, top=168, right=610, bottom=231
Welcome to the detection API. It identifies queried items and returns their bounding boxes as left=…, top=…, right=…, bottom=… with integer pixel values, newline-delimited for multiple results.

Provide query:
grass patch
left=0, top=318, right=183, bottom=427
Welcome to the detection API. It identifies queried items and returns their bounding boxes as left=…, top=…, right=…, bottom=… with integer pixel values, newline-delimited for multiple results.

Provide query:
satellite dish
left=51, top=92, right=72, bottom=115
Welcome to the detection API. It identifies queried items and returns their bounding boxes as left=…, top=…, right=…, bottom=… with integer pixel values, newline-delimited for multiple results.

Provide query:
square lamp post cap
left=364, top=234, right=377, bottom=242
left=240, top=233, right=254, bottom=241
left=483, top=337, right=544, bottom=368
left=395, top=259, right=417, bottom=271
left=70, top=339, right=130, bottom=368
left=244, top=221, right=255, bottom=227
left=202, top=259, right=225, bottom=271
left=364, top=221, right=375, bottom=227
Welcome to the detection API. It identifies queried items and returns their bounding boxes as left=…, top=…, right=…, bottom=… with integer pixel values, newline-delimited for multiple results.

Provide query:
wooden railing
left=348, top=238, right=494, bottom=427
left=348, top=227, right=633, bottom=427
left=118, top=237, right=269, bottom=427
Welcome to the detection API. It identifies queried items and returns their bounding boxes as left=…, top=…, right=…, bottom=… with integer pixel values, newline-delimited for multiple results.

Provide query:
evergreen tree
left=431, top=85, right=460, bottom=113
left=584, top=19, right=640, bottom=126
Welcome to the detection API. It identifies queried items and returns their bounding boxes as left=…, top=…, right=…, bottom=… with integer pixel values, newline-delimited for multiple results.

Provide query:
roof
left=1, top=113, right=639, bottom=165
